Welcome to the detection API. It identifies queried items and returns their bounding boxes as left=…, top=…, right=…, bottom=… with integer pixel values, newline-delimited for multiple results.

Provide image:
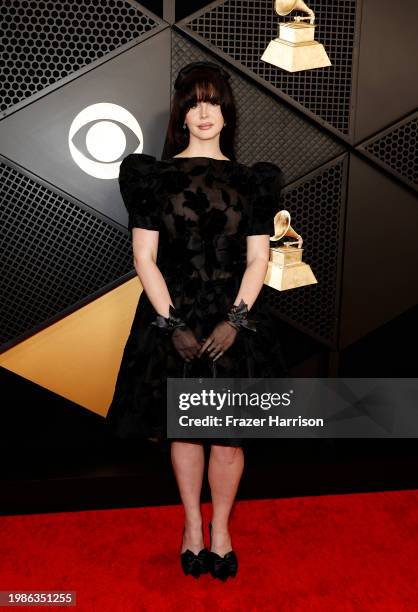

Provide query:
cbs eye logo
left=69, top=102, right=143, bottom=179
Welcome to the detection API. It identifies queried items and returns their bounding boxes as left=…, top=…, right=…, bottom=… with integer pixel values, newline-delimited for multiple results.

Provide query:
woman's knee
left=210, top=444, right=243, bottom=464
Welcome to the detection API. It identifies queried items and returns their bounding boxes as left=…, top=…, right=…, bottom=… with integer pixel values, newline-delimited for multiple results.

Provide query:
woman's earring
left=224, top=122, right=227, bottom=126
left=183, top=123, right=187, bottom=129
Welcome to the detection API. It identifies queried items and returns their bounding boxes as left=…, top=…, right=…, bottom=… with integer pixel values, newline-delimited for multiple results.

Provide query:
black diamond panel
left=180, top=0, right=358, bottom=136
left=172, top=32, right=345, bottom=184
left=0, top=0, right=162, bottom=113
left=359, top=112, right=418, bottom=192
left=0, top=162, right=133, bottom=348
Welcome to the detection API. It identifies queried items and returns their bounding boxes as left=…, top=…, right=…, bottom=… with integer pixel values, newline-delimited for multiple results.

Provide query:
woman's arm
left=132, top=227, right=174, bottom=317
left=232, top=234, right=270, bottom=310
left=133, top=227, right=202, bottom=361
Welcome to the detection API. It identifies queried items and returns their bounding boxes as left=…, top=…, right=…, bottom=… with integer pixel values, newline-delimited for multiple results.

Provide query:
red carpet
left=1, top=490, right=418, bottom=611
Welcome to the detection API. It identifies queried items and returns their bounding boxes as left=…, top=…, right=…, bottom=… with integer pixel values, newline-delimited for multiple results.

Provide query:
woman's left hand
left=198, top=321, right=238, bottom=361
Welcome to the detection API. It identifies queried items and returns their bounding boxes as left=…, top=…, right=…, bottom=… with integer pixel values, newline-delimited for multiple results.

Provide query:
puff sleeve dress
left=105, top=154, right=288, bottom=445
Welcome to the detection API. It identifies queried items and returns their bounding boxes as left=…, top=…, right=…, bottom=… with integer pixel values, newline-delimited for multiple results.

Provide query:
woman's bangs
left=184, top=79, right=223, bottom=108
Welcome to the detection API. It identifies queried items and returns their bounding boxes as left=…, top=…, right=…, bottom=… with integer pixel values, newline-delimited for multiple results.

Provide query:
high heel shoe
left=208, top=521, right=238, bottom=580
left=180, top=526, right=211, bottom=578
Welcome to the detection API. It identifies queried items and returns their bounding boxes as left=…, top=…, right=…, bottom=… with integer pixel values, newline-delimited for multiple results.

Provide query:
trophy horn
left=274, top=0, right=315, bottom=23
left=270, top=209, right=302, bottom=247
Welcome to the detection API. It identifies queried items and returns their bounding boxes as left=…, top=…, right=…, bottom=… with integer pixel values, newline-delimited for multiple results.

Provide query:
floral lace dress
left=105, top=153, right=288, bottom=446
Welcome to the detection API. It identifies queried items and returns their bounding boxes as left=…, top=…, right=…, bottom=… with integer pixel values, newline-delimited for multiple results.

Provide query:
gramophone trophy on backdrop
left=264, top=210, right=317, bottom=291
left=261, top=0, right=332, bottom=72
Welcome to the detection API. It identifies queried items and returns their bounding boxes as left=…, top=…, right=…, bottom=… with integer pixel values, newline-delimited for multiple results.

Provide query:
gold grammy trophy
left=264, top=210, right=317, bottom=291
left=261, top=0, right=332, bottom=72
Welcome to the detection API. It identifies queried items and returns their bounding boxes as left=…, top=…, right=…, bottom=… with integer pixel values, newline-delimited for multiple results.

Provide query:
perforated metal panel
left=0, top=161, right=133, bottom=349
left=0, top=0, right=161, bottom=114
left=179, top=0, right=359, bottom=137
left=265, top=157, right=347, bottom=346
left=358, top=112, right=418, bottom=192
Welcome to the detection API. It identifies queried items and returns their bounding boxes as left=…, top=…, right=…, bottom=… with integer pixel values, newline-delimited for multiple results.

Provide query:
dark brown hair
left=162, top=62, right=237, bottom=161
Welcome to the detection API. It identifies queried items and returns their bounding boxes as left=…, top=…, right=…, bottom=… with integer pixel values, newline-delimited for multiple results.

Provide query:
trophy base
left=264, top=260, right=318, bottom=291
left=261, top=38, right=331, bottom=72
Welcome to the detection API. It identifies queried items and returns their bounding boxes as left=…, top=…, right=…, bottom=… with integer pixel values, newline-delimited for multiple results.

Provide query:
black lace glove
left=171, top=327, right=202, bottom=362
left=197, top=320, right=239, bottom=361
left=151, top=305, right=200, bottom=362
left=198, top=299, right=258, bottom=361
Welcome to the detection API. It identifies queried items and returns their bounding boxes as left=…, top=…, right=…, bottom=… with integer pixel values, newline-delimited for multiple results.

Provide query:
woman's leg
left=208, top=444, right=244, bottom=555
left=171, top=440, right=205, bottom=554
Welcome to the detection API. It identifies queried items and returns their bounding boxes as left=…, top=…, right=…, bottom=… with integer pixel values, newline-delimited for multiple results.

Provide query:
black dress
left=105, top=153, right=288, bottom=447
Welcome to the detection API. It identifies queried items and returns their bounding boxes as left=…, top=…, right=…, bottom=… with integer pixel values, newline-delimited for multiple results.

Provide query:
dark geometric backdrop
left=1, top=0, right=417, bottom=362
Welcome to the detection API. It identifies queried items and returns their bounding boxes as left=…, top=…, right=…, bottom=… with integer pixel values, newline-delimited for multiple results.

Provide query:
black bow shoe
left=180, top=527, right=211, bottom=578
left=208, top=521, right=238, bottom=580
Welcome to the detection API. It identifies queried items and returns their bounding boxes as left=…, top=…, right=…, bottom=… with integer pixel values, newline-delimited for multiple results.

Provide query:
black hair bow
left=174, top=61, right=231, bottom=90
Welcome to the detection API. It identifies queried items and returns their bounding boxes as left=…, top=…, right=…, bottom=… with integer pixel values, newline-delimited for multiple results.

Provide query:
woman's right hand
left=197, top=320, right=238, bottom=361
left=171, top=327, right=202, bottom=362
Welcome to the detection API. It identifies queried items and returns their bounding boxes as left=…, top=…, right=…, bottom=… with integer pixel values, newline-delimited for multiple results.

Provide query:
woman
left=106, top=60, right=288, bottom=581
